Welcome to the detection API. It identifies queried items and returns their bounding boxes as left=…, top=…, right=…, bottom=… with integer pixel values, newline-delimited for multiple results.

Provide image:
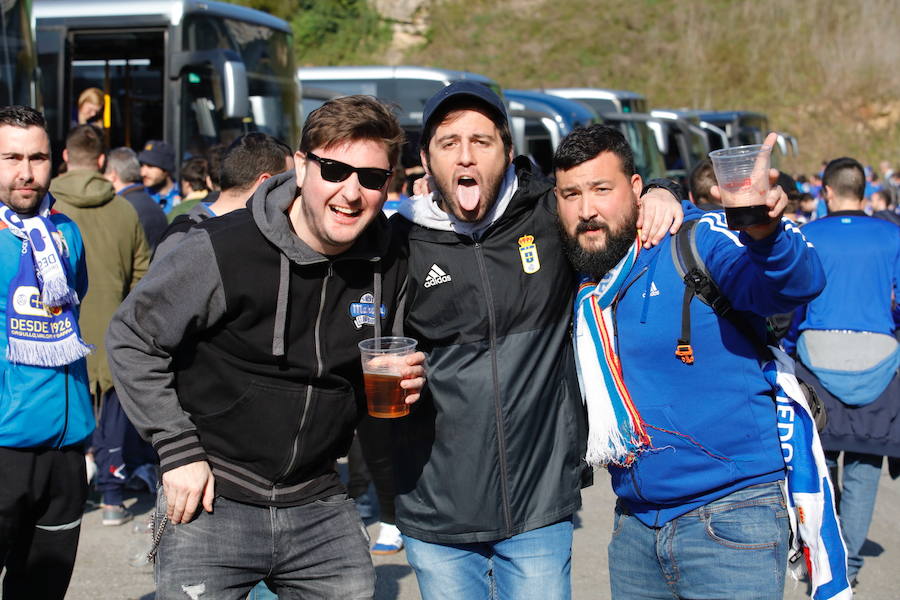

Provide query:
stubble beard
left=1, top=186, right=45, bottom=217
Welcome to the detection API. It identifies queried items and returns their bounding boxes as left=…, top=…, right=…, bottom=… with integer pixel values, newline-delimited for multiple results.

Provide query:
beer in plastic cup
left=709, top=143, right=772, bottom=229
left=358, top=337, right=417, bottom=418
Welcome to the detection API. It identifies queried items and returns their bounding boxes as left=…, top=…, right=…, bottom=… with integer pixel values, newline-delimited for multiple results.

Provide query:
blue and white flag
left=766, top=346, right=852, bottom=600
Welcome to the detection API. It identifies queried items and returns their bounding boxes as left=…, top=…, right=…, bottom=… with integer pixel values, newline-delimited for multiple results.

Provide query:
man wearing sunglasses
left=390, top=82, right=684, bottom=599
left=107, top=95, right=426, bottom=598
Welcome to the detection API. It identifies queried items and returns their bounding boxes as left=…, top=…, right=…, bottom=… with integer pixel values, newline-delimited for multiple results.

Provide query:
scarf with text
left=1, top=194, right=91, bottom=366
left=766, top=346, right=852, bottom=600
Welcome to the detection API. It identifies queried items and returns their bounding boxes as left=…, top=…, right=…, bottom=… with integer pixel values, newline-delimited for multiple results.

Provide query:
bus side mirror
left=170, top=49, right=249, bottom=119
left=222, top=59, right=248, bottom=119
left=646, top=120, right=668, bottom=154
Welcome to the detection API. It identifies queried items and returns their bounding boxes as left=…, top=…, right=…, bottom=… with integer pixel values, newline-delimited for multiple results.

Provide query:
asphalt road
left=58, top=468, right=898, bottom=599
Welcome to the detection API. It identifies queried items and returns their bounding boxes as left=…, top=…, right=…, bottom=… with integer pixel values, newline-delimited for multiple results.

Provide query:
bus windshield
left=606, top=117, right=667, bottom=181
left=182, top=14, right=299, bottom=154
left=0, top=0, right=37, bottom=106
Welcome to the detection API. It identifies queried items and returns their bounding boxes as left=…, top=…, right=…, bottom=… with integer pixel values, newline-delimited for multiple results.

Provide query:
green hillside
left=239, top=0, right=900, bottom=175
left=405, top=0, right=900, bottom=175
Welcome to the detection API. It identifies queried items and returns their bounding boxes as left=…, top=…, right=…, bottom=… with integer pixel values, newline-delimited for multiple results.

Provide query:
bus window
left=182, top=14, right=298, bottom=152
left=0, top=0, right=38, bottom=107
left=392, top=79, right=446, bottom=121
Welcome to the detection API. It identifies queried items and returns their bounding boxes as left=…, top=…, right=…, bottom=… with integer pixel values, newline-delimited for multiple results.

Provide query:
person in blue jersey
left=0, top=105, right=93, bottom=599
left=554, top=125, right=825, bottom=599
left=139, top=140, right=181, bottom=213
left=787, top=156, right=900, bottom=588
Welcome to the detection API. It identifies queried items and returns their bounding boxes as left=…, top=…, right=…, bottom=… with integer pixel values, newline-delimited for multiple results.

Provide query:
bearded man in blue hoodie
left=554, top=124, right=826, bottom=599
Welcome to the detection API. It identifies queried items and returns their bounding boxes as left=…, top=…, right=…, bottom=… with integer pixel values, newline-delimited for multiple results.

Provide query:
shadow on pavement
left=375, top=563, right=414, bottom=600
left=861, top=539, right=884, bottom=557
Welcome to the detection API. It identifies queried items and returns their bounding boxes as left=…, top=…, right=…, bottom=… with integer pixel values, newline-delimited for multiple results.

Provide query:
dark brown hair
left=65, top=124, right=104, bottom=168
left=299, top=95, right=404, bottom=167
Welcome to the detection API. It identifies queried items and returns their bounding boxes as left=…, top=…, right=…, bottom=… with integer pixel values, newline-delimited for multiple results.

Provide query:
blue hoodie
left=0, top=212, right=94, bottom=448
left=609, top=210, right=825, bottom=526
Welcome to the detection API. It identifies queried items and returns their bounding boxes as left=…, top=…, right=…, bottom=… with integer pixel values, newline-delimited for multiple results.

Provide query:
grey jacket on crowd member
left=107, top=171, right=408, bottom=507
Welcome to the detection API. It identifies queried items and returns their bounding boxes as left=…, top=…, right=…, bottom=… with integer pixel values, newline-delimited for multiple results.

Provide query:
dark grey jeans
left=153, top=491, right=374, bottom=599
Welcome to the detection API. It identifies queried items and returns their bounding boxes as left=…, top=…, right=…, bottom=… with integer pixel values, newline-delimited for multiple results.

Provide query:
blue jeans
left=608, top=482, right=789, bottom=600
left=403, top=519, right=573, bottom=600
left=153, top=492, right=374, bottom=600
left=825, top=451, right=883, bottom=582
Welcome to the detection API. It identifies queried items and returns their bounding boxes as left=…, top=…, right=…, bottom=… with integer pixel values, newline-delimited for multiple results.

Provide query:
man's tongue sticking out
left=456, top=179, right=481, bottom=212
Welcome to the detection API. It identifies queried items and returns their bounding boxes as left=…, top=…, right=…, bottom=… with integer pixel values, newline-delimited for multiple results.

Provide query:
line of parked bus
left=4, top=0, right=797, bottom=185
left=297, top=65, right=799, bottom=192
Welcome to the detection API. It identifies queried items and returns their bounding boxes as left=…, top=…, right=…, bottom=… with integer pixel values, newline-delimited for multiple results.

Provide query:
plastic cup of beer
left=709, top=143, right=772, bottom=229
left=358, top=337, right=417, bottom=418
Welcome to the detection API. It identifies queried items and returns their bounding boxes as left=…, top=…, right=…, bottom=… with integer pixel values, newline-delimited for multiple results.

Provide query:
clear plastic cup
left=709, top=144, right=772, bottom=229
left=358, top=337, right=417, bottom=418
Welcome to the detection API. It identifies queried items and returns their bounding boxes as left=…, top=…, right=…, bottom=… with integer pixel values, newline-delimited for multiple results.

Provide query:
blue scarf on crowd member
left=573, top=237, right=650, bottom=467
left=767, top=346, right=852, bottom=600
left=1, top=194, right=91, bottom=366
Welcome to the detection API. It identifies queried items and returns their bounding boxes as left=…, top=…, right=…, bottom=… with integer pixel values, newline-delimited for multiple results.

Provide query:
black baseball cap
left=421, top=81, right=508, bottom=133
left=138, top=140, right=176, bottom=175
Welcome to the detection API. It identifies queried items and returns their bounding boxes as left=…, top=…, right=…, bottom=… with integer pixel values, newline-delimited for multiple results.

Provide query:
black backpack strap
left=671, top=219, right=774, bottom=363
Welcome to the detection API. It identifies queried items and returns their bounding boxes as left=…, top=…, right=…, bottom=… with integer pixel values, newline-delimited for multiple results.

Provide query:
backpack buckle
left=675, top=344, right=695, bottom=364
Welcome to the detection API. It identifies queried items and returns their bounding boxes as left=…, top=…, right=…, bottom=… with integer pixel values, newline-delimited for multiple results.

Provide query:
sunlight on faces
left=555, top=152, right=642, bottom=279
left=78, top=101, right=101, bottom=124
left=0, top=125, right=51, bottom=216
left=140, top=163, right=169, bottom=189
left=293, top=138, right=391, bottom=255
left=422, top=108, right=512, bottom=223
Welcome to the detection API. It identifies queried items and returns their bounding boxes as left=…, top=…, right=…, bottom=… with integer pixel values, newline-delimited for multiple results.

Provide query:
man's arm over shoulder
left=106, top=228, right=227, bottom=474
left=695, top=212, right=825, bottom=316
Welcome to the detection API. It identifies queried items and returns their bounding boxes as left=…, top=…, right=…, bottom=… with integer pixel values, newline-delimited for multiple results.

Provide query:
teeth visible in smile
left=331, top=206, right=360, bottom=216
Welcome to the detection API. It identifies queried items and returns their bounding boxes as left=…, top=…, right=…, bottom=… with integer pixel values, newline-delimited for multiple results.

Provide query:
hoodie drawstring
left=273, top=253, right=290, bottom=357
left=374, top=260, right=382, bottom=340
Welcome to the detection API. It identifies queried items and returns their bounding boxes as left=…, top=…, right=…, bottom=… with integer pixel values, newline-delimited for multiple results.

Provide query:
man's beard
left=559, top=211, right=638, bottom=280
left=1, top=186, right=46, bottom=216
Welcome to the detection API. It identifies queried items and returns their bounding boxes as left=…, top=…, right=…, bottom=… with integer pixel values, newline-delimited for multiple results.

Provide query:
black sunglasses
left=306, top=152, right=392, bottom=191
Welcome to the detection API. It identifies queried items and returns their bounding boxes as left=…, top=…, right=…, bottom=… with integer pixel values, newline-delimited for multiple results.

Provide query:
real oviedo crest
left=349, top=292, right=387, bottom=330
left=517, top=235, right=540, bottom=274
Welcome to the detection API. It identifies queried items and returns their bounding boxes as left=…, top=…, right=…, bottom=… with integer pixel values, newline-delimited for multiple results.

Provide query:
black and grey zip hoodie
left=391, top=157, right=590, bottom=544
left=107, top=170, right=407, bottom=507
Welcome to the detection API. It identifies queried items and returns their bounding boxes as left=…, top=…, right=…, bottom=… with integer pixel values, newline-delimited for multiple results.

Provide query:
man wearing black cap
left=390, top=82, right=682, bottom=599
left=138, top=140, right=181, bottom=213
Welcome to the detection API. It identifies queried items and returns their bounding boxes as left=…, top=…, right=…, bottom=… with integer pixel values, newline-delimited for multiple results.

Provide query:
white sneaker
left=371, top=522, right=403, bottom=555
left=85, top=453, right=97, bottom=485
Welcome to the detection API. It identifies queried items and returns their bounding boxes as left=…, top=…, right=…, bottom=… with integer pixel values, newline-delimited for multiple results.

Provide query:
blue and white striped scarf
left=573, top=238, right=650, bottom=467
left=1, top=194, right=91, bottom=366
left=767, top=346, right=852, bottom=600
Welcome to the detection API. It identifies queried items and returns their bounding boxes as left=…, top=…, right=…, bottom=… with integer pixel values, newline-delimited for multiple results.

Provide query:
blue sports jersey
left=799, top=211, right=900, bottom=336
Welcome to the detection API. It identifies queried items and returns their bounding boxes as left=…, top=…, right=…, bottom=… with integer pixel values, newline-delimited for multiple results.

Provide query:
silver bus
left=542, top=87, right=648, bottom=115
left=35, top=0, right=300, bottom=167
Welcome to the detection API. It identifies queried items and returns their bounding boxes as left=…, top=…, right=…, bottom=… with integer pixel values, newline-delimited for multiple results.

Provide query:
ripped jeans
left=153, top=492, right=374, bottom=600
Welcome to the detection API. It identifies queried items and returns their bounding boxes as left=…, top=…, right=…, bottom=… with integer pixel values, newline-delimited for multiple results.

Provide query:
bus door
left=38, top=26, right=166, bottom=164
